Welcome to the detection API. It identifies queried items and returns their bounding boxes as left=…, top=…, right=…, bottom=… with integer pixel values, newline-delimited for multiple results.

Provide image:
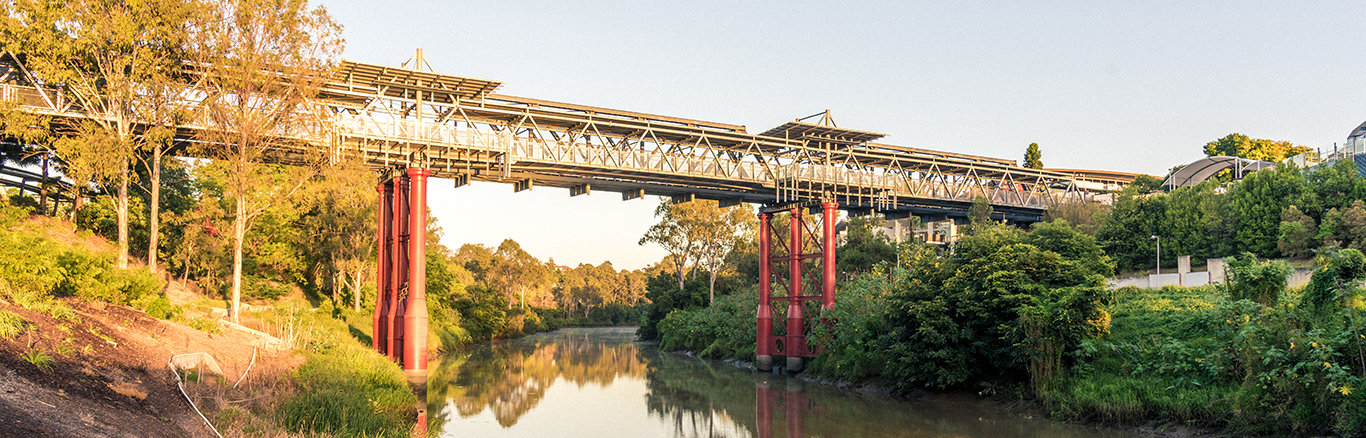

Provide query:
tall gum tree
left=3, top=0, right=200, bottom=269
left=194, top=0, right=341, bottom=322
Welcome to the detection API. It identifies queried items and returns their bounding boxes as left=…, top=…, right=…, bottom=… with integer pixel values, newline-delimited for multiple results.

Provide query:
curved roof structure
left=1161, top=156, right=1276, bottom=188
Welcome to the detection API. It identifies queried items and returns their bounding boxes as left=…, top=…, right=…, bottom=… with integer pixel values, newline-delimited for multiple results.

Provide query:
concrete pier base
left=756, top=354, right=773, bottom=372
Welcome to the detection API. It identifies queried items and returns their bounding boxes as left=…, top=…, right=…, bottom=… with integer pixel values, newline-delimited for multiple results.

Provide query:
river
left=427, top=327, right=1144, bottom=438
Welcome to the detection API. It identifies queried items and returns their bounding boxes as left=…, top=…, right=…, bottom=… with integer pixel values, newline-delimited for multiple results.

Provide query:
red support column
left=403, top=168, right=430, bottom=379
left=374, top=183, right=391, bottom=354
left=821, top=202, right=838, bottom=312
left=388, top=174, right=409, bottom=364
left=785, top=208, right=805, bottom=372
left=756, top=213, right=773, bottom=371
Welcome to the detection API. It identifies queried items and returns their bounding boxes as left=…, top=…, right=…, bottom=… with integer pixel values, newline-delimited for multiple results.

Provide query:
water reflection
left=428, top=328, right=646, bottom=430
left=430, top=327, right=1144, bottom=438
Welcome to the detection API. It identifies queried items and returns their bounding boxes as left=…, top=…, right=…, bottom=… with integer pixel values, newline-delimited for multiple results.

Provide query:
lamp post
left=1151, top=235, right=1161, bottom=275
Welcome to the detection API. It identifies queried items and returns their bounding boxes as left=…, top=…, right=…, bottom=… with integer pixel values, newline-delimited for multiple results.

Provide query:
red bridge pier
left=756, top=202, right=838, bottom=373
left=373, top=166, right=431, bottom=432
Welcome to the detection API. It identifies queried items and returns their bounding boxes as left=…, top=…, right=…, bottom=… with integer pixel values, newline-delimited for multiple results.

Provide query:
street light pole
left=1151, top=235, right=1160, bottom=275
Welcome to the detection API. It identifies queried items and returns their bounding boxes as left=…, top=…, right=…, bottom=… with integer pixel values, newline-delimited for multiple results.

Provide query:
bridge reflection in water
left=428, top=327, right=1144, bottom=438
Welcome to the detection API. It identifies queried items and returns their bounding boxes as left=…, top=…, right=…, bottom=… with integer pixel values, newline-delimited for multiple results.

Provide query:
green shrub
left=187, top=317, right=222, bottom=334
left=226, top=276, right=294, bottom=301
left=0, top=309, right=27, bottom=339
left=22, top=348, right=53, bottom=372
left=133, top=294, right=181, bottom=319
left=657, top=290, right=756, bottom=359
left=0, top=200, right=30, bottom=228
left=808, top=272, right=892, bottom=381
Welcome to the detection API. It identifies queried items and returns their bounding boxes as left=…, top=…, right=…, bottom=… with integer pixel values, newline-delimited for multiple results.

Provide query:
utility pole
left=1151, top=235, right=1160, bottom=275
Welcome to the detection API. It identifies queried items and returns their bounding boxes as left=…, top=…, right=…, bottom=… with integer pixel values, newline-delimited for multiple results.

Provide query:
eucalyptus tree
left=693, top=202, right=755, bottom=304
left=3, top=0, right=201, bottom=269
left=492, top=239, right=549, bottom=310
left=193, top=0, right=342, bottom=322
left=297, top=159, right=376, bottom=311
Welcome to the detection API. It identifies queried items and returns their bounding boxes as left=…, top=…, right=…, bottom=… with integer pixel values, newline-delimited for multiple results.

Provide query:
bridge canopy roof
left=1161, top=156, right=1276, bottom=188
left=759, top=121, right=886, bottom=144
left=328, top=59, right=502, bottom=103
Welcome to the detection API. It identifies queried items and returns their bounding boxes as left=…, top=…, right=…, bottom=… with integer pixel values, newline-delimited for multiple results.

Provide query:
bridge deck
left=1, top=54, right=1130, bottom=221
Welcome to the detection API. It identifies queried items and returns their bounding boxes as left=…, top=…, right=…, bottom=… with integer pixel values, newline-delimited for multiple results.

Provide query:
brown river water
left=427, top=327, right=1145, bottom=438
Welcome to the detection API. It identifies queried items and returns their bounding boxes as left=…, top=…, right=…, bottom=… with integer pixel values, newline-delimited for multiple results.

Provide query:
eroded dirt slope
left=0, top=297, right=298, bottom=437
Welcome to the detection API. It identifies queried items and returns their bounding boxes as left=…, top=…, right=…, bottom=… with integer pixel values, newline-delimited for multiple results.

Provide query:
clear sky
left=317, top=0, right=1366, bottom=270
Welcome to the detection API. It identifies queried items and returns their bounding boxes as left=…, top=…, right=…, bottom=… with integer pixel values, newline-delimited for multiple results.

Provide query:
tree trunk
left=230, top=193, right=246, bottom=323
left=352, top=263, right=364, bottom=312
left=708, top=268, right=716, bottom=305
left=676, top=255, right=686, bottom=291
left=331, top=270, right=340, bottom=305
left=116, top=164, right=130, bottom=269
left=147, top=145, right=161, bottom=274
left=68, top=186, right=83, bottom=222
left=39, top=154, right=48, bottom=215
left=520, top=285, right=526, bottom=310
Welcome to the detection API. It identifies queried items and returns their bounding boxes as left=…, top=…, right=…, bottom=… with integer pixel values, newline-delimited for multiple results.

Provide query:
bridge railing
left=333, top=112, right=1058, bottom=208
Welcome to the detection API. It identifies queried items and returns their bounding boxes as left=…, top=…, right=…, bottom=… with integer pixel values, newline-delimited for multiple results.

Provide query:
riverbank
left=667, top=344, right=1219, bottom=438
left=0, top=208, right=417, bottom=437
left=648, top=241, right=1366, bottom=436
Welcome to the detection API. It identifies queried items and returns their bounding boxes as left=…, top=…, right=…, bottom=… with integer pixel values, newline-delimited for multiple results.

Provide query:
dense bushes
left=1097, top=160, right=1366, bottom=273
left=1057, top=252, right=1366, bottom=436
left=637, top=274, right=708, bottom=341
left=657, top=290, right=756, bottom=358
left=878, top=221, right=1113, bottom=390
left=0, top=206, right=167, bottom=320
left=654, top=219, right=1114, bottom=396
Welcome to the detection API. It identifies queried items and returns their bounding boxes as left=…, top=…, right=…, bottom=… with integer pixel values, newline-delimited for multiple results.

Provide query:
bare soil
left=0, top=294, right=301, bottom=437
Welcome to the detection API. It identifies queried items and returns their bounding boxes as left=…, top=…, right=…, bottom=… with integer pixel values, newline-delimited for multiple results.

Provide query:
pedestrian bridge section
left=1, top=51, right=1133, bottom=221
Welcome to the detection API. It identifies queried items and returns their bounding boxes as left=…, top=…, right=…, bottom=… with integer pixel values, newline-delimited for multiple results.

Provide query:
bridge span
left=2, top=50, right=1129, bottom=223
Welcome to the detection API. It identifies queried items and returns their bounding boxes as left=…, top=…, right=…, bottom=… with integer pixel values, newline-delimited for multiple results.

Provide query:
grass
left=22, top=348, right=54, bottom=372
left=187, top=317, right=222, bottom=334
left=55, top=340, right=75, bottom=356
left=182, top=303, right=417, bottom=438
left=1053, top=373, right=1230, bottom=425
left=6, top=287, right=79, bottom=322
left=0, top=309, right=26, bottom=339
left=273, top=305, right=416, bottom=437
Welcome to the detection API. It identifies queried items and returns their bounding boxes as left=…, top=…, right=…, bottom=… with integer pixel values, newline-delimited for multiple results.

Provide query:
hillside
left=0, top=203, right=421, bottom=438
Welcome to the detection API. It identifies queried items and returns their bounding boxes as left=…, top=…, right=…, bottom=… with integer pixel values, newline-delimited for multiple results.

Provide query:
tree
left=5, top=0, right=201, bottom=269
left=1336, top=201, right=1366, bottom=251
left=297, top=160, right=376, bottom=311
left=692, top=202, right=755, bottom=304
left=967, top=195, right=994, bottom=233
left=1203, top=133, right=1311, bottom=162
left=640, top=199, right=755, bottom=304
left=640, top=199, right=702, bottom=291
left=1095, top=190, right=1167, bottom=272
left=836, top=215, right=897, bottom=275
left=1024, top=142, right=1043, bottom=169
left=0, top=97, right=55, bottom=210
left=1044, top=198, right=1108, bottom=235
left=492, top=239, right=549, bottom=309
left=1226, top=164, right=1311, bottom=257
left=1278, top=205, right=1317, bottom=258
left=194, top=0, right=342, bottom=322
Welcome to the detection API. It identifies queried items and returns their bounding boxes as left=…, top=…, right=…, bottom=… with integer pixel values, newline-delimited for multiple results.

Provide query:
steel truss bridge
left=0, top=51, right=1130, bottom=221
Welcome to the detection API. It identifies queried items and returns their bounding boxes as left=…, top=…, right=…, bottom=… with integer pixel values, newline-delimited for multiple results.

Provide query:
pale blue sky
left=318, top=0, right=1366, bottom=270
